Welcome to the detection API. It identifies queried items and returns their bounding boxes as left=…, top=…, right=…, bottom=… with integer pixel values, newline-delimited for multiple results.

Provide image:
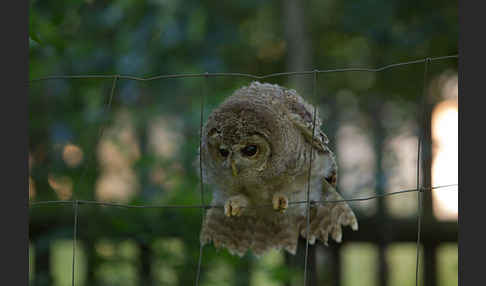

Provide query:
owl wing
left=292, top=117, right=329, bottom=153
left=282, top=92, right=357, bottom=244
left=283, top=93, right=337, bottom=186
left=284, top=93, right=324, bottom=144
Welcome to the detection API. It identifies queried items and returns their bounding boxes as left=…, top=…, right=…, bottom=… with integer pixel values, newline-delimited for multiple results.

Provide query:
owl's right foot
left=224, top=195, right=248, bottom=217
left=272, top=193, right=289, bottom=213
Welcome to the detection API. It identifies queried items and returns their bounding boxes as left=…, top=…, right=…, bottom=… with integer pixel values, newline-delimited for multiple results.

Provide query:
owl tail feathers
left=199, top=208, right=301, bottom=257
left=199, top=208, right=254, bottom=257
left=200, top=230, right=249, bottom=257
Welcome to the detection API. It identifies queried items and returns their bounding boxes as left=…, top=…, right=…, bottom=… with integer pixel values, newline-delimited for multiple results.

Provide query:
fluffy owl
left=199, top=81, right=358, bottom=256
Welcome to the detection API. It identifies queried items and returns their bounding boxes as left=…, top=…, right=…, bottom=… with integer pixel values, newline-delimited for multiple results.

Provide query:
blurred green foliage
left=29, top=0, right=457, bottom=285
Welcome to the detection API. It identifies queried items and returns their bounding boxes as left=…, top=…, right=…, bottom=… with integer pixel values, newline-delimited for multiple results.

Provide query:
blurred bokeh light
left=432, top=74, right=458, bottom=220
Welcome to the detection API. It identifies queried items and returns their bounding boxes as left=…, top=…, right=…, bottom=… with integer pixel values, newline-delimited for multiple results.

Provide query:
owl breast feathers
left=199, top=81, right=358, bottom=256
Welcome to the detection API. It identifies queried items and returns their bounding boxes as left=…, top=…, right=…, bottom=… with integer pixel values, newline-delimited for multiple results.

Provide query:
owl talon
left=272, top=194, right=289, bottom=213
left=224, top=196, right=248, bottom=217
left=299, top=199, right=358, bottom=245
left=224, top=200, right=242, bottom=217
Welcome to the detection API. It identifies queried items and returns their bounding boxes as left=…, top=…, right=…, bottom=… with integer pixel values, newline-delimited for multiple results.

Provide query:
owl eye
left=241, top=145, right=258, bottom=157
left=219, top=148, right=229, bottom=157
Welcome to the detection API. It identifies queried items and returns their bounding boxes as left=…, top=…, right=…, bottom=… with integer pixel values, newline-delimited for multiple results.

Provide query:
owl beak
left=231, top=159, right=238, bottom=177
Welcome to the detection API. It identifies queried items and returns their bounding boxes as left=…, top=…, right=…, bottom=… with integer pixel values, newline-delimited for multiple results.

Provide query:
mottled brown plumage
left=199, top=81, right=358, bottom=256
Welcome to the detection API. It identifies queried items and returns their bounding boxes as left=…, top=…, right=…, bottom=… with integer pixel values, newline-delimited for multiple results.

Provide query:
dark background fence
left=28, top=58, right=458, bottom=286
left=29, top=0, right=458, bottom=285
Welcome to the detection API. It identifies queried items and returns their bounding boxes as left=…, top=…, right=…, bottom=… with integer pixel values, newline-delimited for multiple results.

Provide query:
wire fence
left=28, top=55, right=459, bottom=286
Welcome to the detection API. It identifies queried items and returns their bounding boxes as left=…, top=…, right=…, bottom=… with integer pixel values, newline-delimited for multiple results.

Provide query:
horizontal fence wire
left=28, top=55, right=458, bottom=83
left=28, top=184, right=458, bottom=209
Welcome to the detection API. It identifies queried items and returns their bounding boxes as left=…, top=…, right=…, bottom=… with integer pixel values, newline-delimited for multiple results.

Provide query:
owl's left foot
left=272, top=193, right=289, bottom=213
left=224, top=195, right=249, bottom=217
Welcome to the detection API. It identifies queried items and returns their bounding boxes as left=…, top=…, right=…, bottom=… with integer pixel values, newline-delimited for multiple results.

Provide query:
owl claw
left=224, top=196, right=248, bottom=217
left=224, top=200, right=242, bottom=217
left=299, top=200, right=358, bottom=246
left=272, top=194, right=288, bottom=213
left=331, top=225, right=343, bottom=243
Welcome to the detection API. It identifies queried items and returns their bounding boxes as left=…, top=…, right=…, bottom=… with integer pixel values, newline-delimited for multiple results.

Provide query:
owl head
left=200, top=82, right=325, bottom=189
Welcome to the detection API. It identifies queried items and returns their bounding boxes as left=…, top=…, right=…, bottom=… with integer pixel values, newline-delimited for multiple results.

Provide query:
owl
left=198, top=81, right=358, bottom=256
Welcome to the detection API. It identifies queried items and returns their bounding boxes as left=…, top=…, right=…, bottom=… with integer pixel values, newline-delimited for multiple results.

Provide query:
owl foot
left=300, top=201, right=358, bottom=246
left=272, top=193, right=289, bottom=213
left=224, top=195, right=248, bottom=217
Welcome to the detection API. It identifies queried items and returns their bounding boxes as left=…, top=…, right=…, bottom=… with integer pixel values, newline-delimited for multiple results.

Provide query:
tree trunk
left=282, top=0, right=312, bottom=91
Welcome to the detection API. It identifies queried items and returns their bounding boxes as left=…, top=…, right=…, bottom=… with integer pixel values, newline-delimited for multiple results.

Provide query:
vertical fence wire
left=195, top=73, right=209, bottom=286
left=98, top=75, right=118, bottom=137
left=415, top=58, right=431, bottom=286
left=70, top=75, right=118, bottom=286
left=71, top=200, right=79, bottom=286
left=73, top=75, right=118, bottom=194
left=304, top=70, right=319, bottom=285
